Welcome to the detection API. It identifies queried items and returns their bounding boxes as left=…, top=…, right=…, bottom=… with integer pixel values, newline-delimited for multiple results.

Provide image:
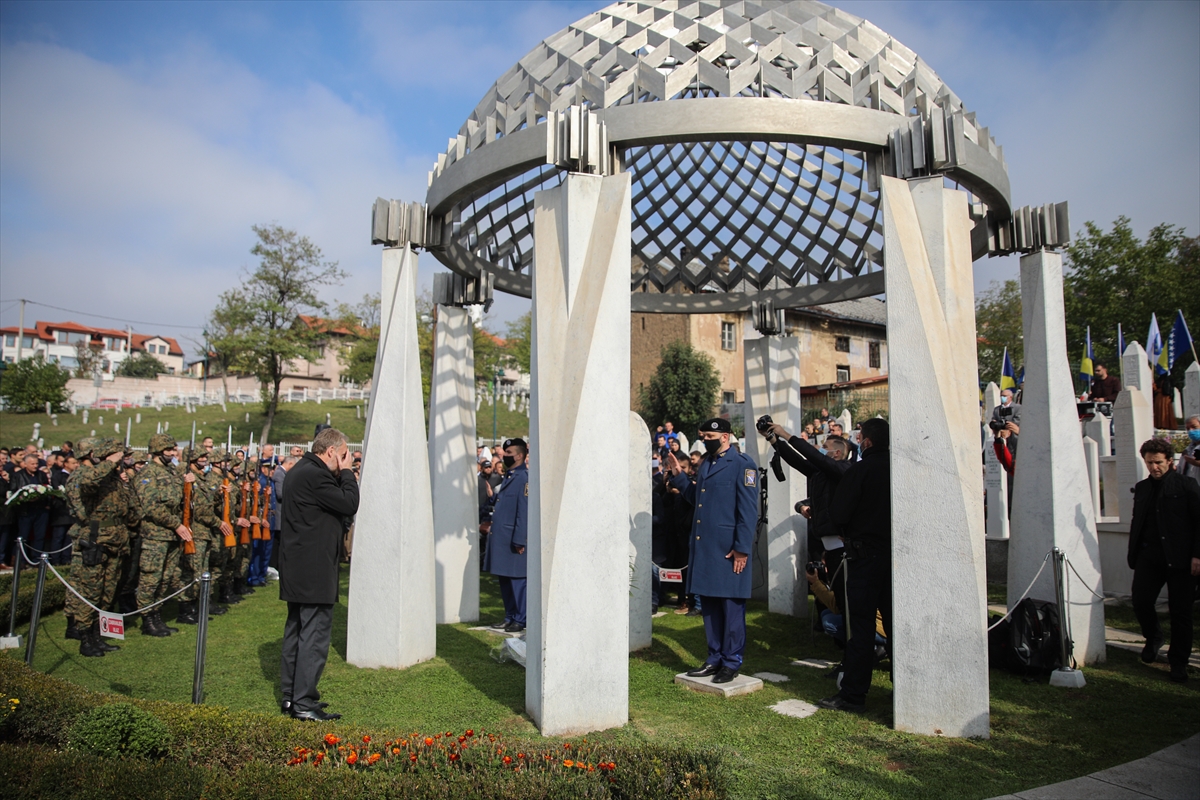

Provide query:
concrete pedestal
left=881, top=175, right=989, bottom=738
left=1008, top=248, right=1105, bottom=666
left=346, top=244, right=437, bottom=669
left=674, top=672, right=763, bottom=697
left=743, top=335, right=807, bottom=617
left=629, top=411, right=652, bottom=652
left=526, top=172, right=631, bottom=736
left=429, top=305, right=479, bottom=624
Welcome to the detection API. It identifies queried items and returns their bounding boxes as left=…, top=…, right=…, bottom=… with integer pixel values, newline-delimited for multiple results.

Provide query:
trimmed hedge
left=0, top=659, right=726, bottom=799
left=0, top=566, right=69, bottom=628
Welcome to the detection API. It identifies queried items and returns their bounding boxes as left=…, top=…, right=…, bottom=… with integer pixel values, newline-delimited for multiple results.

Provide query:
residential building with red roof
left=1, top=321, right=184, bottom=376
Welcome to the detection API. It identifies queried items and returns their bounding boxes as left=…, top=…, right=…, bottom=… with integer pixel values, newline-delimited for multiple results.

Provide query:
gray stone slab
left=674, top=672, right=763, bottom=698
left=752, top=672, right=790, bottom=683
left=651, top=611, right=666, bottom=618
left=1090, top=757, right=1200, bottom=799
left=791, top=658, right=835, bottom=670
left=770, top=699, right=817, bottom=719
left=1145, top=734, right=1200, bottom=769
left=469, top=626, right=522, bottom=637
left=1009, top=775, right=1153, bottom=799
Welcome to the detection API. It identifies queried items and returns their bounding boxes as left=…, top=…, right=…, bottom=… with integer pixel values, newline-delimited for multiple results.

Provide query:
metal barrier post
left=1, top=537, right=25, bottom=649
left=1049, top=547, right=1086, bottom=688
left=24, top=553, right=49, bottom=667
left=192, top=573, right=211, bottom=704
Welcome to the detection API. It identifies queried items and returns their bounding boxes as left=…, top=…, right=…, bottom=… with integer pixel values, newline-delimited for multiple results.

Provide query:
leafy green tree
left=211, top=224, right=346, bottom=446
left=1064, top=218, right=1199, bottom=385
left=504, top=312, right=532, bottom=374
left=638, top=341, right=721, bottom=439
left=116, top=352, right=167, bottom=378
left=334, top=293, right=381, bottom=388
left=0, top=354, right=71, bottom=412
left=974, top=279, right=1023, bottom=388
left=206, top=295, right=255, bottom=401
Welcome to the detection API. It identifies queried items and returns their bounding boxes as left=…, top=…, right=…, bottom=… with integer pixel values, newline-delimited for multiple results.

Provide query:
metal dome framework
left=423, top=0, right=1012, bottom=312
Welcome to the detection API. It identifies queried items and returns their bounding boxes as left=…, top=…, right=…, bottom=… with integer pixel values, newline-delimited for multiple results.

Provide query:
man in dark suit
left=482, top=438, right=529, bottom=633
left=820, top=417, right=890, bottom=713
left=1128, top=437, right=1200, bottom=683
left=278, top=428, right=359, bottom=721
left=665, top=417, right=758, bottom=684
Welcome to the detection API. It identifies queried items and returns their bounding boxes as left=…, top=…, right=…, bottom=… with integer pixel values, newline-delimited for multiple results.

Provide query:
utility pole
left=16, top=299, right=26, bottom=361
left=202, top=329, right=209, bottom=398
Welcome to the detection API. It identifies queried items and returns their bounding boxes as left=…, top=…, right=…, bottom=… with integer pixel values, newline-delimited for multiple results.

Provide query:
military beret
left=148, top=433, right=177, bottom=454
left=502, top=438, right=527, bottom=450
left=699, top=418, right=732, bottom=434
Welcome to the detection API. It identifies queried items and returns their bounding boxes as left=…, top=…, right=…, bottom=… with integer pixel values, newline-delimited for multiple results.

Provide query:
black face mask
left=503, top=455, right=516, bottom=468
left=703, top=438, right=722, bottom=455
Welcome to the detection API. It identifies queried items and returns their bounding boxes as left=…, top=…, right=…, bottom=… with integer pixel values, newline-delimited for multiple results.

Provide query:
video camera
left=988, top=405, right=1014, bottom=432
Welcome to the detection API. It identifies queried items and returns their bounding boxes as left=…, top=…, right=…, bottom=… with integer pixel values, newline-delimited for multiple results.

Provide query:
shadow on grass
left=436, top=623, right=527, bottom=717
left=257, top=638, right=284, bottom=705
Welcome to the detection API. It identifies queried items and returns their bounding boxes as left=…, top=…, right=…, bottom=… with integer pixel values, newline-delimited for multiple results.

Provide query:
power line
left=11, top=300, right=206, bottom=330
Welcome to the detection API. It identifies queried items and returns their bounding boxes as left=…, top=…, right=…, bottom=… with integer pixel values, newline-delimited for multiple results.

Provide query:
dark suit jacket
left=278, top=453, right=359, bottom=605
left=1127, top=469, right=1200, bottom=570
left=829, top=446, right=891, bottom=555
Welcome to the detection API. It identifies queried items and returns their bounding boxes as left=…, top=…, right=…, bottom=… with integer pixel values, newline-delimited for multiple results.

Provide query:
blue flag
left=1079, top=326, right=1094, bottom=383
left=1000, top=348, right=1016, bottom=391
left=1165, top=310, right=1193, bottom=370
left=1117, top=323, right=1125, bottom=361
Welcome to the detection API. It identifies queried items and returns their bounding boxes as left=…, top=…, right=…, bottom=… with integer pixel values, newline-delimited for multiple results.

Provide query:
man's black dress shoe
left=489, top=620, right=511, bottom=630
left=817, top=695, right=865, bottom=713
left=291, top=708, right=342, bottom=722
left=712, top=667, right=739, bottom=684
left=1141, top=634, right=1164, bottom=664
left=686, top=663, right=720, bottom=678
left=504, top=622, right=526, bottom=633
left=282, top=700, right=329, bottom=714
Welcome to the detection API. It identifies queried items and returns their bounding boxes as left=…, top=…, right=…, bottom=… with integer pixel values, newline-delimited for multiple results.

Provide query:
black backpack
left=1003, top=598, right=1064, bottom=676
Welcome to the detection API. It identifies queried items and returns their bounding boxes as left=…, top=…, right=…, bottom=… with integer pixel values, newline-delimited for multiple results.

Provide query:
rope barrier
left=986, top=550, right=1052, bottom=632
left=1065, top=557, right=1107, bottom=602
left=19, top=541, right=74, bottom=557
left=42, top=558, right=196, bottom=617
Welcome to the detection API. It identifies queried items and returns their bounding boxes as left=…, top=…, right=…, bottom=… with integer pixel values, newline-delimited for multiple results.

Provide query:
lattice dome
left=425, top=0, right=1009, bottom=308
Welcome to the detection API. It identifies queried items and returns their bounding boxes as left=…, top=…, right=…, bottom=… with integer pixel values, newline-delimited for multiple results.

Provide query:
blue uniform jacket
left=670, top=446, right=758, bottom=598
left=482, top=463, right=528, bottom=578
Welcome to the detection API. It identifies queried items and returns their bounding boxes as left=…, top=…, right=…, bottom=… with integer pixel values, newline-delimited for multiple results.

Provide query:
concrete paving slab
left=469, top=625, right=522, bottom=637
left=752, top=672, right=790, bottom=683
left=674, top=672, right=763, bottom=698
left=1090, top=757, right=1200, bottom=798
left=769, top=699, right=817, bottom=719
left=791, top=658, right=835, bottom=670
left=1144, top=733, right=1200, bottom=769
left=1011, top=775, right=1152, bottom=799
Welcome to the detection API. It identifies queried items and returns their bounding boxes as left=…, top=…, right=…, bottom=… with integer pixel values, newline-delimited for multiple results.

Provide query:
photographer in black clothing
left=819, top=417, right=891, bottom=713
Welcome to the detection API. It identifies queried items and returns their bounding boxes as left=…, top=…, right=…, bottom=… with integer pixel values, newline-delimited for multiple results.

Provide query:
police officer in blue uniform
left=483, top=438, right=529, bottom=633
left=666, top=418, right=758, bottom=683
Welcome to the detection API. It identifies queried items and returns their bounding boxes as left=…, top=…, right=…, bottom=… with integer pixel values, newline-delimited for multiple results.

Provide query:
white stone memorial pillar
left=881, top=175, right=989, bottom=738
left=984, top=442, right=1009, bottom=540
left=429, top=305, right=479, bottom=624
left=1008, top=248, right=1105, bottom=665
left=1113, top=385, right=1153, bottom=525
left=743, top=335, right=808, bottom=617
left=629, top=412, right=652, bottom=652
left=1082, top=437, right=1102, bottom=522
left=1184, top=362, right=1200, bottom=419
left=347, top=244, right=437, bottom=669
left=1122, top=342, right=1153, bottom=398
left=526, top=172, right=631, bottom=736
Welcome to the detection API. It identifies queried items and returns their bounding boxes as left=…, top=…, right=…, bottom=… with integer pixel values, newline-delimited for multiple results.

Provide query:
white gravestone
left=1173, top=388, right=1183, bottom=421
left=628, top=412, right=652, bottom=652
left=743, top=334, right=808, bottom=617
left=881, top=175, right=990, bottom=738
left=1185, top=362, right=1200, bottom=420
left=1082, top=437, right=1102, bottom=522
left=1008, top=248, right=1105, bottom=666
left=82, top=410, right=88, bottom=425
left=428, top=305, right=480, bottom=625
left=1113, top=386, right=1153, bottom=525
left=526, top=172, right=631, bottom=736
left=838, top=408, right=852, bottom=434
left=984, top=443, right=1009, bottom=540
left=346, top=244, right=436, bottom=669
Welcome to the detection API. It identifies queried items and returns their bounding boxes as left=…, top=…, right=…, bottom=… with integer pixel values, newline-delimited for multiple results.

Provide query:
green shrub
left=0, top=570, right=68, bottom=628
left=70, top=702, right=170, bottom=759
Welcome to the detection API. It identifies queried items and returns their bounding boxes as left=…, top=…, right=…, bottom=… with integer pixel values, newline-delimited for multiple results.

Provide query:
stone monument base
left=986, top=538, right=1008, bottom=585
left=1050, top=668, right=1087, bottom=689
left=674, top=672, right=763, bottom=698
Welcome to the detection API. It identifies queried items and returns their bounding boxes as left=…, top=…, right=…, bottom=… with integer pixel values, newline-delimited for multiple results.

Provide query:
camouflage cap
left=92, top=438, right=123, bottom=460
left=183, top=446, right=208, bottom=464
left=148, top=433, right=177, bottom=454
left=75, top=437, right=100, bottom=459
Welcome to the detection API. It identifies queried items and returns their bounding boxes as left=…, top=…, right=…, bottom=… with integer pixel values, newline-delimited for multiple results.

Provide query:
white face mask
left=170, top=457, right=180, bottom=466
left=1001, top=396, right=1012, bottom=406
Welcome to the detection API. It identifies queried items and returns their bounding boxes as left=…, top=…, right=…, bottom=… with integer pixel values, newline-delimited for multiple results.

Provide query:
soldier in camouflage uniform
left=65, top=438, right=143, bottom=657
left=134, top=433, right=193, bottom=637
left=62, top=437, right=99, bottom=642
left=221, top=454, right=256, bottom=605
left=176, top=447, right=227, bottom=622
left=116, top=449, right=149, bottom=613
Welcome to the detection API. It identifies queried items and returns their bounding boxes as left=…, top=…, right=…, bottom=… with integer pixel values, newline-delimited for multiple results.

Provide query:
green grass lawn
left=5, top=569, right=1198, bottom=800
left=1, top=398, right=529, bottom=450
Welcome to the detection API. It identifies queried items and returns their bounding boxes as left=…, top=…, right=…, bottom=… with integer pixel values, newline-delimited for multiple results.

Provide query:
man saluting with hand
left=666, top=418, right=758, bottom=683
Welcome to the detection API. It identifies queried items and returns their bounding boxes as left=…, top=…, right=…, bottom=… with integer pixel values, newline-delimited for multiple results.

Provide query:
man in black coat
left=819, top=417, right=891, bottom=713
left=278, top=428, right=359, bottom=721
left=1127, top=437, right=1200, bottom=683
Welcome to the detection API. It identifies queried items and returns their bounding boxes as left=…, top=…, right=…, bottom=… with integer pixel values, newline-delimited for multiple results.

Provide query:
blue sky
left=1, top=1, right=1197, bottom=358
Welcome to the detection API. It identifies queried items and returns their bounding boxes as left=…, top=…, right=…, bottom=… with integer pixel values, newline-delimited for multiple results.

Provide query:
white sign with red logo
left=99, top=611, right=125, bottom=639
left=659, top=569, right=684, bottom=583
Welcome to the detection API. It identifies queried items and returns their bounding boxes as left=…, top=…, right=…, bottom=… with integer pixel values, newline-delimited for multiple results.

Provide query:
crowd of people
left=0, top=436, right=303, bottom=658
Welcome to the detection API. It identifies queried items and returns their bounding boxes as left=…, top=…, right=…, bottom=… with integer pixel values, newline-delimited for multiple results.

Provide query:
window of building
left=836, top=365, right=851, bottom=383
left=722, top=391, right=736, bottom=404
left=4, top=335, right=13, bottom=347
left=869, top=341, right=881, bottom=369
left=23, top=335, right=36, bottom=349
left=835, top=336, right=850, bottom=352
left=720, top=321, right=736, bottom=351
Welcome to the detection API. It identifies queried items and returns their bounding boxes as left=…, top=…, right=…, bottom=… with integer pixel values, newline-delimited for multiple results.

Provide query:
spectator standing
left=279, top=428, right=359, bottom=721
left=48, top=455, right=79, bottom=564
left=483, top=438, right=529, bottom=633
left=269, top=457, right=292, bottom=573
left=0, top=450, right=12, bottom=567
left=989, top=389, right=1022, bottom=456
left=10, top=454, right=51, bottom=558
left=1090, top=362, right=1122, bottom=401
left=1127, top=437, right=1200, bottom=683
left=1180, top=416, right=1200, bottom=489
left=820, top=418, right=891, bottom=713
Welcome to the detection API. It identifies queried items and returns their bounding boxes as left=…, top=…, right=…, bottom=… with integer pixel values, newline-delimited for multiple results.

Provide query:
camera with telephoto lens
left=988, top=406, right=1014, bottom=432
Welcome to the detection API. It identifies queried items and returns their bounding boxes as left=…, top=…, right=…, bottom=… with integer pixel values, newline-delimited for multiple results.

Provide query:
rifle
left=222, top=475, right=235, bottom=548
left=239, top=479, right=251, bottom=545
left=182, top=475, right=196, bottom=555
left=263, top=485, right=273, bottom=534
left=251, top=482, right=262, bottom=540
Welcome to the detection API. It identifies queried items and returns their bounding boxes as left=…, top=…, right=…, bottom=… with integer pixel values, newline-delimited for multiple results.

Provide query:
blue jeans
left=820, top=608, right=887, bottom=646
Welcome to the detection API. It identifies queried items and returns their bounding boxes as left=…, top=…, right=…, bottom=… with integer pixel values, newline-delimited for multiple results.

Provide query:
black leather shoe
left=291, top=708, right=342, bottom=722
left=1141, top=634, right=1164, bottom=664
left=686, top=663, right=720, bottom=678
left=282, top=699, right=329, bottom=714
left=713, top=667, right=739, bottom=684
left=1169, top=666, right=1188, bottom=683
left=489, top=620, right=511, bottom=630
left=818, top=695, right=865, bottom=713
left=504, top=622, right=526, bottom=633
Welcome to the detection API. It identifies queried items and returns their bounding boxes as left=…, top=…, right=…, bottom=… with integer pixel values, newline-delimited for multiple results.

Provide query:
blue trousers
left=248, top=533, right=274, bottom=585
left=699, top=595, right=746, bottom=670
left=497, top=576, right=527, bottom=626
